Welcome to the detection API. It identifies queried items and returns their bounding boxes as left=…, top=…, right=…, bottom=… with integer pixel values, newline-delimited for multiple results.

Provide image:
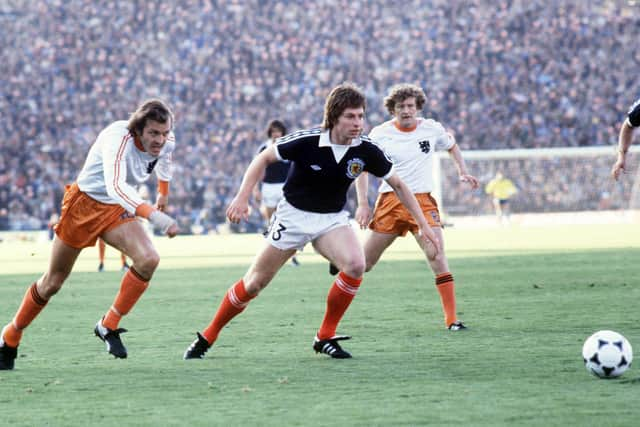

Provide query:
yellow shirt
left=485, top=178, right=517, bottom=200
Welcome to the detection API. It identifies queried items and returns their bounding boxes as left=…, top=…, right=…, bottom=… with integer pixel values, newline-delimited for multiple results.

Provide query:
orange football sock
left=3, top=283, right=49, bottom=347
left=202, top=279, right=255, bottom=344
left=102, top=267, right=149, bottom=330
left=2, top=323, right=22, bottom=348
left=435, top=272, right=457, bottom=327
left=98, top=239, right=106, bottom=263
left=317, top=272, right=362, bottom=340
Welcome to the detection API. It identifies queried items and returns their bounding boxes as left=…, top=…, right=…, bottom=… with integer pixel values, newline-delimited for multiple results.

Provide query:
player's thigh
left=313, top=226, right=364, bottom=269
left=362, top=230, right=398, bottom=268
left=47, top=236, right=82, bottom=272
left=244, top=242, right=296, bottom=293
left=101, top=220, right=156, bottom=263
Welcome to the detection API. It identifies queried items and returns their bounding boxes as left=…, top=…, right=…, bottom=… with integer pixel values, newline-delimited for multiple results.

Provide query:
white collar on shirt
left=319, top=130, right=361, bottom=163
left=319, top=130, right=362, bottom=148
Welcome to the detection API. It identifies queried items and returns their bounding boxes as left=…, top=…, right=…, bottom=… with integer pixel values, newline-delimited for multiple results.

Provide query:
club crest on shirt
left=419, top=140, right=431, bottom=154
left=146, top=159, right=158, bottom=173
left=346, top=158, right=365, bottom=179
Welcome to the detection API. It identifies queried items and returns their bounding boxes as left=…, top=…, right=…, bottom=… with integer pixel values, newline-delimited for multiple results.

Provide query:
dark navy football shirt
left=628, top=98, right=640, bottom=127
left=274, top=128, right=394, bottom=213
left=257, top=140, right=290, bottom=183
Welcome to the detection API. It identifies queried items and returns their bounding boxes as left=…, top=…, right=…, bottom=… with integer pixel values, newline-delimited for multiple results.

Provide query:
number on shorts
left=271, top=223, right=287, bottom=241
left=266, top=213, right=287, bottom=241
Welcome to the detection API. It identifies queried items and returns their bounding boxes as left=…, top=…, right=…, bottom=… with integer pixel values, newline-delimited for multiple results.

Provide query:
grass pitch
left=0, top=224, right=639, bottom=426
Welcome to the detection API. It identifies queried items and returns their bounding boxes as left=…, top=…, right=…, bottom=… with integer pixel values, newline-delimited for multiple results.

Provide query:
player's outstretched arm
left=384, top=174, right=440, bottom=253
left=612, top=120, right=634, bottom=181
left=227, top=147, right=277, bottom=223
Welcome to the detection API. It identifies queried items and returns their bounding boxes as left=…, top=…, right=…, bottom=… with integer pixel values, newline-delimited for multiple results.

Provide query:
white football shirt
left=76, top=120, right=174, bottom=214
left=369, top=118, right=454, bottom=193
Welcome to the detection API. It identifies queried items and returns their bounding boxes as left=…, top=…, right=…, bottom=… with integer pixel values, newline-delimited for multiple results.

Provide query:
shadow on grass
left=617, top=376, right=640, bottom=385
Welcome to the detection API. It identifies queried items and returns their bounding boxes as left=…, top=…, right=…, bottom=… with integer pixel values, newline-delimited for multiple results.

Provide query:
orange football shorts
left=369, top=192, right=441, bottom=236
left=55, top=183, right=137, bottom=249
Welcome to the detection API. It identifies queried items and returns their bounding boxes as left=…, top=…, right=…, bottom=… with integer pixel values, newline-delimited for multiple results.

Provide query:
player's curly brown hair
left=383, top=84, right=426, bottom=116
left=322, top=82, right=366, bottom=130
left=127, top=99, right=174, bottom=137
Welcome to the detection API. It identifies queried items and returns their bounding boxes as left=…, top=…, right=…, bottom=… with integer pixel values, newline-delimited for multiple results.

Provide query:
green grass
left=1, top=224, right=639, bottom=426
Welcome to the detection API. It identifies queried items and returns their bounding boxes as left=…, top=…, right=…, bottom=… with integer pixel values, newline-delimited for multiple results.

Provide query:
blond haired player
left=0, top=99, right=179, bottom=370
left=354, top=83, right=478, bottom=330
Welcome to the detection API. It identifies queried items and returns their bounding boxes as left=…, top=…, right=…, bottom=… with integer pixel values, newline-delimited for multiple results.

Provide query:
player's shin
left=317, top=272, right=362, bottom=340
left=3, top=283, right=49, bottom=347
left=435, top=272, right=457, bottom=327
left=202, top=279, right=256, bottom=344
left=102, top=267, right=149, bottom=330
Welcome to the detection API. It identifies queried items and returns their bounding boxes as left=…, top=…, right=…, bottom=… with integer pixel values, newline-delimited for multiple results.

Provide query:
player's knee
left=243, top=273, right=270, bottom=294
left=364, top=259, right=375, bottom=273
left=429, top=254, right=449, bottom=273
left=429, top=252, right=445, bottom=266
left=136, top=248, right=160, bottom=274
left=343, top=258, right=366, bottom=278
left=39, top=273, right=67, bottom=298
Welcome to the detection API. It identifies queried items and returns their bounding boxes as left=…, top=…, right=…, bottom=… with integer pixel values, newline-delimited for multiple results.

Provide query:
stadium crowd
left=1, top=0, right=639, bottom=232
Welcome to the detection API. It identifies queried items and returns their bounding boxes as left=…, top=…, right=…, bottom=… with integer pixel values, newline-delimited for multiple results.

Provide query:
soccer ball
left=582, top=330, right=633, bottom=378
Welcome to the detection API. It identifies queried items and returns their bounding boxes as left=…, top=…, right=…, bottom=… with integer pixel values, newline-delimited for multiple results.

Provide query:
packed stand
left=1, top=0, right=639, bottom=231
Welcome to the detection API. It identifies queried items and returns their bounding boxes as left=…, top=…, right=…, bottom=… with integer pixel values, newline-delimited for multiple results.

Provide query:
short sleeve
left=365, top=142, right=393, bottom=178
left=628, top=98, right=640, bottom=127
left=255, top=141, right=268, bottom=157
left=430, top=121, right=454, bottom=151
left=274, top=138, right=302, bottom=161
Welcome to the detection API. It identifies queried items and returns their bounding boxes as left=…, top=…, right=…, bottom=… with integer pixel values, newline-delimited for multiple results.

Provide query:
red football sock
left=317, top=272, right=362, bottom=340
left=202, top=279, right=256, bottom=344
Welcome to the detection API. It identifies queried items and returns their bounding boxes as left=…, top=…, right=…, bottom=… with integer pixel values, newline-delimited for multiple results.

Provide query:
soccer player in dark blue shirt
left=253, top=119, right=299, bottom=266
left=184, top=83, right=440, bottom=360
left=612, top=97, right=640, bottom=180
left=254, top=120, right=290, bottom=220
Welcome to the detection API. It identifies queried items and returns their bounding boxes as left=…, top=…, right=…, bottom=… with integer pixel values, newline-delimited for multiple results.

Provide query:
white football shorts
left=265, top=199, right=351, bottom=251
left=261, top=182, right=285, bottom=209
